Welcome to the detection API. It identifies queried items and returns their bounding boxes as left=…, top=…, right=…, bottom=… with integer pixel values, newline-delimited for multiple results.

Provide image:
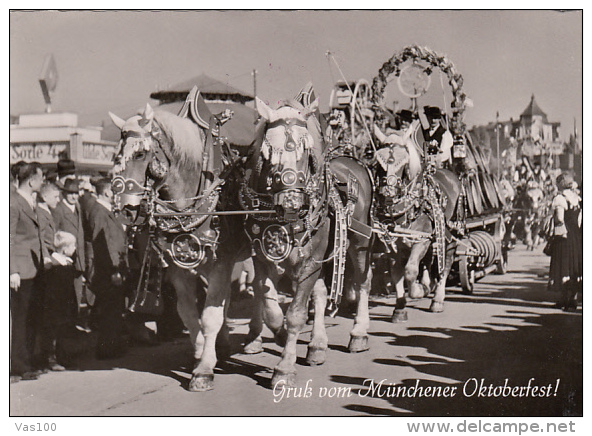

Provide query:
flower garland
left=371, top=44, right=468, bottom=138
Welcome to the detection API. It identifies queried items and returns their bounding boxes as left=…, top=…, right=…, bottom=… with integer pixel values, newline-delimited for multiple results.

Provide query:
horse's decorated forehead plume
left=110, top=104, right=155, bottom=173
left=256, top=97, right=319, bottom=165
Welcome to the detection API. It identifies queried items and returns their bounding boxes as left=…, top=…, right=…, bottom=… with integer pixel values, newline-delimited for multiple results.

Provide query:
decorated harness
left=111, top=109, right=240, bottom=313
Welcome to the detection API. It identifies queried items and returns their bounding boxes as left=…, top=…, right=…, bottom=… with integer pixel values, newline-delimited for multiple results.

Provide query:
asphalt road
left=9, top=244, right=583, bottom=417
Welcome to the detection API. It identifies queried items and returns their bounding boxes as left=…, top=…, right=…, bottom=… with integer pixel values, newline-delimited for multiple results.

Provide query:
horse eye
left=135, top=151, right=147, bottom=160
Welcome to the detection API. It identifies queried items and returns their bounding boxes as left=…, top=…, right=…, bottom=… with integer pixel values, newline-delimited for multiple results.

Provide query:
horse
left=509, top=181, right=546, bottom=250
left=190, top=90, right=374, bottom=390
left=109, top=102, right=245, bottom=377
left=371, top=123, right=463, bottom=321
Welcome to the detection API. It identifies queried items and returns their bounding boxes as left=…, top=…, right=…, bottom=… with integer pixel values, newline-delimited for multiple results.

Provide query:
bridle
left=239, top=114, right=330, bottom=264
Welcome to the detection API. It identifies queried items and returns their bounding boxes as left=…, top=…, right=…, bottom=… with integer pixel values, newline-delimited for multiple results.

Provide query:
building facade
left=10, top=112, right=118, bottom=176
left=469, top=95, right=581, bottom=182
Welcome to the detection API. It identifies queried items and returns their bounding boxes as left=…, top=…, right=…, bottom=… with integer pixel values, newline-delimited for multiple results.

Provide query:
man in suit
left=52, top=179, right=88, bottom=314
left=10, top=162, right=45, bottom=382
left=37, top=182, right=60, bottom=263
left=78, top=179, right=98, bottom=308
left=87, top=179, right=129, bottom=359
left=36, top=182, right=72, bottom=371
left=421, top=106, right=453, bottom=168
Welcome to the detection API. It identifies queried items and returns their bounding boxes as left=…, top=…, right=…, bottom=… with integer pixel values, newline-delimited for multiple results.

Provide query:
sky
left=9, top=9, right=583, bottom=141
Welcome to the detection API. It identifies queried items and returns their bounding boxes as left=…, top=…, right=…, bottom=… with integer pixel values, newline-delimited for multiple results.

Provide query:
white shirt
left=37, top=202, right=51, bottom=215
left=51, top=252, right=73, bottom=266
left=61, top=199, right=76, bottom=213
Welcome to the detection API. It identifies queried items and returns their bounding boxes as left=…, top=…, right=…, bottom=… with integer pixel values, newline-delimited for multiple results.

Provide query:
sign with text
left=10, top=142, right=68, bottom=164
left=80, top=142, right=116, bottom=165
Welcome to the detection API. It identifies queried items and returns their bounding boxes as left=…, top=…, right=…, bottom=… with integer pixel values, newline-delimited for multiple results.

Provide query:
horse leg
left=306, top=278, right=328, bottom=365
left=390, top=257, right=408, bottom=323
left=243, top=288, right=264, bottom=355
left=189, top=259, right=232, bottom=392
left=430, top=242, right=456, bottom=313
left=271, top=266, right=321, bottom=388
left=525, top=219, right=533, bottom=250
left=406, top=240, right=431, bottom=299
left=348, top=269, right=372, bottom=353
left=168, top=268, right=204, bottom=362
left=259, top=275, right=288, bottom=347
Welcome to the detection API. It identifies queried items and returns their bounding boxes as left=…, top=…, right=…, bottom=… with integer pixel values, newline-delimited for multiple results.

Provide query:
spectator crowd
left=9, top=156, right=582, bottom=384
left=9, top=159, right=169, bottom=384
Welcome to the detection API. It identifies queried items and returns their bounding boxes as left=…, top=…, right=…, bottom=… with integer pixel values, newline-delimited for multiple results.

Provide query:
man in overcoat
left=10, top=162, right=45, bottom=381
left=52, top=179, right=88, bottom=311
left=87, top=179, right=129, bottom=359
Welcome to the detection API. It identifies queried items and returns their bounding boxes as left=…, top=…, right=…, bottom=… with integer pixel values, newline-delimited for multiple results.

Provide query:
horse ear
left=307, top=97, right=319, bottom=114
left=256, top=97, right=273, bottom=121
left=140, top=104, right=155, bottom=130
left=109, top=112, right=126, bottom=130
left=302, top=97, right=319, bottom=119
left=373, top=124, right=387, bottom=144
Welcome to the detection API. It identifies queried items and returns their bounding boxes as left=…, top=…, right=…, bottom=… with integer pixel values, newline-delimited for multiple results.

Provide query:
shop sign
left=10, top=142, right=68, bottom=164
left=81, top=142, right=116, bottom=164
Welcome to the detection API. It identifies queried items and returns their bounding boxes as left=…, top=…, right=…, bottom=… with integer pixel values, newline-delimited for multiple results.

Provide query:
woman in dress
left=549, top=172, right=582, bottom=311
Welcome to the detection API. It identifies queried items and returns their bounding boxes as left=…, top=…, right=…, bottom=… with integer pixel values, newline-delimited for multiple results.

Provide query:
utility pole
left=252, top=69, right=258, bottom=121
left=496, top=111, right=500, bottom=180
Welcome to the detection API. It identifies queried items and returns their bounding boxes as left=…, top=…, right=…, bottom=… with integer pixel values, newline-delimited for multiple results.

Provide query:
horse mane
left=153, top=109, right=204, bottom=170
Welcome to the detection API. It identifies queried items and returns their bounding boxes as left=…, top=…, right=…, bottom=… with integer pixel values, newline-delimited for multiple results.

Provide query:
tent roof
left=102, top=101, right=258, bottom=147
left=150, top=73, right=254, bottom=102
left=158, top=100, right=257, bottom=146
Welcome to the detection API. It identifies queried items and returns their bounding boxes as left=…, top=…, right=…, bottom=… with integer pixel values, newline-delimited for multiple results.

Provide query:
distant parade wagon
left=326, top=45, right=508, bottom=297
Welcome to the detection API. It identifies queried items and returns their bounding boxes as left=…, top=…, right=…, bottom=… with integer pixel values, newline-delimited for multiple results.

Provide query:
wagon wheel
left=458, top=251, right=475, bottom=294
left=349, top=79, right=373, bottom=157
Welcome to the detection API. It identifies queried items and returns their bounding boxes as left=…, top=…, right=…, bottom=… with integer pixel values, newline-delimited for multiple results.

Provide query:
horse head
left=373, top=122, right=424, bottom=203
left=110, top=104, right=204, bottom=222
left=253, top=96, right=322, bottom=216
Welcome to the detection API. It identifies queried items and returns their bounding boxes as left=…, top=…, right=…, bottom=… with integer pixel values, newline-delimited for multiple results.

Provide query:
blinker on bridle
left=266, top=118, right=309, bottom=152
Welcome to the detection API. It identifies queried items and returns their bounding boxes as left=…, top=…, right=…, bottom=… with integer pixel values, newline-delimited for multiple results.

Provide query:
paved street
left=10, top=244, right=583, bottom=417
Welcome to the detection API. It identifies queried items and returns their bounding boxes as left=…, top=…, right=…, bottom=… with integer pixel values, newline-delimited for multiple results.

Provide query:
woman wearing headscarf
left=548, top=172, right=582, bottom=311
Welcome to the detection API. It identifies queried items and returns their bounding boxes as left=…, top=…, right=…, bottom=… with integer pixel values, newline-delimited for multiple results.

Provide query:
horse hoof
left=243, top=339, right=263, bottom=355
left=271, top=369, right=296, bottom=388
left=348, top=335, right=369, bottom=353
left=408, top=283, right=428, bottom=300
left=430, top=301, right=444, bottom=313
left=306, top=346, right=326, bottom=366
left=188, top=373, right=214, bottom=392
left=391, top=309, right=408, bottom=323
left=274, top=329, right=288, bottom=348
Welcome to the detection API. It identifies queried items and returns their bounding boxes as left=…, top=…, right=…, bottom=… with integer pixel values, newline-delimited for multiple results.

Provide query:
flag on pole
left=39, top=54, right=58, bottom=105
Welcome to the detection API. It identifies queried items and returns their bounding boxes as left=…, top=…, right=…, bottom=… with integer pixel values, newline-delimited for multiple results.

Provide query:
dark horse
left=371, top=125, right=463, bottom=321
left=191, top=90, right=374, bottom=390
left=109, top=102, right=243, bottom=376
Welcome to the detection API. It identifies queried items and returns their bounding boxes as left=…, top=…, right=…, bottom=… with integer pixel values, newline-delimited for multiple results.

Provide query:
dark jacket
left=37, top=204, right=57, bottom=262
left=52, top=200, right=86, bottom=273
left=87, top=200, right=127, bottom=291
left=10, top=191, right=42, bottom=280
